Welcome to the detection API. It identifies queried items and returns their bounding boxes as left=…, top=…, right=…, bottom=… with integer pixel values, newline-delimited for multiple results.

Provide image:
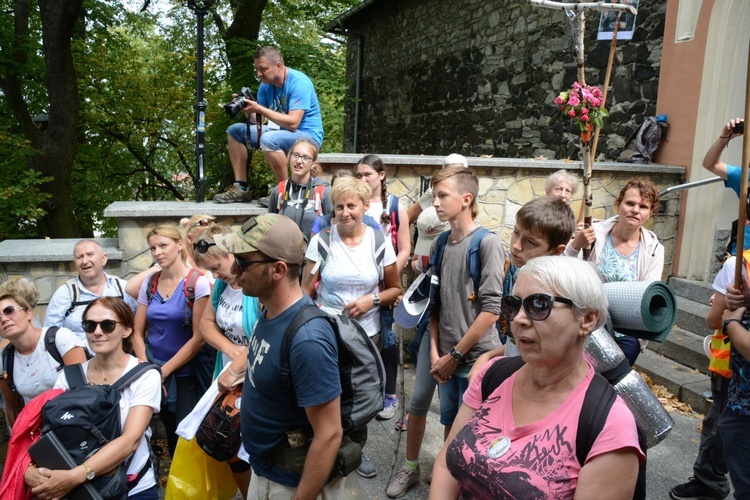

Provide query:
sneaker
left=377, top=394, right=399, bottom=420
left=669, top=478, right=728, bottom=499
left=356, top=452, right=377, bottom=478
left=213, top=183, right=253, bottom=203
left=386, top=466, right=420, bottom=498
left=257, top=195, right=270, bottom=207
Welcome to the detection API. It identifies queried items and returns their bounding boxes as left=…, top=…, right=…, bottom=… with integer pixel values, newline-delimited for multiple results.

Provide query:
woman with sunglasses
left=132, top=225, right=211, bottom=458
left=430, top=256, right=643, bottom=499
left=566, top=177, right=664, bottom=365
left=0, top=294, right=88, bottom=426
left=194, top=224, right=259, bottom=497
left=267, top=138, right=332, bottom=236
left=25, top=297, right=162, bottom=499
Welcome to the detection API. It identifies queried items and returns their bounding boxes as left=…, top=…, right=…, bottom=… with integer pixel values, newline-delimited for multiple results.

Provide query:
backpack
left=311, top=226, right=387, bottom=281
left=145, top=268, right=202, bottom=327
left=429, top=228, right=492, bottom=300
left=385, top=194, right=400, bottom=253
left=480, top=357, right=647, bottom=500
left=196, top=385, right=243, bottom=462
left=618, top=116, right=669, bottom=164
left=276, top=179, right=326, bottom=217
left=65, top=278, right=125, bottom=318
left=40, top=362, right=160, bottom=499
left=280, top=305, right=385, bottom=435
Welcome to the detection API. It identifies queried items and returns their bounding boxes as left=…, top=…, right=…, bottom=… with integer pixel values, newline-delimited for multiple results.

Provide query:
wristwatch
left=372, top=292, right=381, bottom=307
left=450, top=347, right=464, bottom=363
left=82, top=461, right=95, bottom=481
left=723, top=318, right=743, bottom=334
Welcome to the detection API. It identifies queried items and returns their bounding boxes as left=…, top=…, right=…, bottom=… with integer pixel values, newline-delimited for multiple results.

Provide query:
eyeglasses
left=193, top=239, right=217, bottom=254
left=501, top=293, right=574, bottom=322
left=234, top=256, right=276, bottom=274
left=290, top=152, right=314, bottom=163
left=189, top=218, right=216, bottom=230
left=0, top=306, right=22, bottom=320
left=81, top=319, right=121, bottom=334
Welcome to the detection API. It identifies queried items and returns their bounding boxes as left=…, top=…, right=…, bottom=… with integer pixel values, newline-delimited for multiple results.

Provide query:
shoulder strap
left=113, top=278, right=125, bottom=299
left=467, top=227, right=491, bottom=295
left=371, top=227, right=386, bottom=281
left=212, top=279, right=228, bottom=311
left=113, top=362, right=161, bottom=392
left=44, top=326, right=64, bottom=369
left=3, top=344, right=16, bottom=392
left=63, top=363, right=87, bottom=389
left=388, top=194, right=400, bottom=253
left=480, top=356, right=526, bottom=401
left=146, top=271, right=161, bottom=306
left=277, top=180, right=288, bottom=212
left=575, top=372, right=617, bottom=466
left=280, top=305, right=330, bottom=408
left=182, top=268, right=202, bottom=327
left=311, top=228, right=332, bottom=275
left=428, top=231, right=451, bottom=277
left=63, top=279, right=81, bottom=318
left=313, top=185, right=326, bottom=216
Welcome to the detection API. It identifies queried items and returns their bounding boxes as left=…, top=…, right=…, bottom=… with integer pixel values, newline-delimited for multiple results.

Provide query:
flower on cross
left=554, top=82, right=608, bottom=133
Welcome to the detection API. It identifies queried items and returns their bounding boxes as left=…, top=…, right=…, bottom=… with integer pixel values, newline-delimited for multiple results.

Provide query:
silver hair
left=514, top=256, right=607, bottom=330
left=545, top=169, right=580, bottom=195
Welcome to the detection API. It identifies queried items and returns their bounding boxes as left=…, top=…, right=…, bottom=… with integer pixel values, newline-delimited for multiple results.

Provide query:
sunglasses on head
left=0, top=305, right=22, bottom=320
left=193, top=239, right=217, bottom=254
left=501, top=293, right=574, bottom=322
left=189, top=218, right=216, bottom=230
left=82, top=319, right=121, bottom=334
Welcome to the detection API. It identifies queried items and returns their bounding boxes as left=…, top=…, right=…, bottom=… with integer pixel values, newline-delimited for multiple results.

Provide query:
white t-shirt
left=365, top=195, right=394, bottom=238
left=54, top=356, right=162, bottom=496
left=8, top=327, right=86, bottom=404
left=215, top=284, right=250, bottom=367
left=713, top=256, right=737, bottom=295
left=306, top=225, right=397, bottom=336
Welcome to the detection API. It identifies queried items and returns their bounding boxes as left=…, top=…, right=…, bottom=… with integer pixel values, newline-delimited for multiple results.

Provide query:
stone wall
left=338, top=0, right=664, bottom=161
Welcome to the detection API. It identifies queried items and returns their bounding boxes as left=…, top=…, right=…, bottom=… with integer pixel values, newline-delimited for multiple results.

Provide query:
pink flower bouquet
left=554, top=82, right=608, bottom=133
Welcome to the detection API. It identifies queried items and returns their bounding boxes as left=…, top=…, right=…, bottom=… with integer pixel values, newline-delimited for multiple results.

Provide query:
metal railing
left=658, top=176, right=722, bottom=197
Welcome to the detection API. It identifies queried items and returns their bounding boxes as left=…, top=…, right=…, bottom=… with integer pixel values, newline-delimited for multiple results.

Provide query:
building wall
left=340, top=0, right=665, bottom=161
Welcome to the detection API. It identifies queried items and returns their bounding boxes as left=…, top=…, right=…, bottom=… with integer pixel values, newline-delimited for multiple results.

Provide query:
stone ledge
left=318, top=153, right=685, bottom=175
left=0, top=238, right=121, bottom=263
left=103, top=200, right=266, bottom=219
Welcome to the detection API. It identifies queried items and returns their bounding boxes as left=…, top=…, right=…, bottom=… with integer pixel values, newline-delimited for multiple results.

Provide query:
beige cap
left=414, top=207, right=449, bottom=256
left=214, top=214, right=307, bottom=265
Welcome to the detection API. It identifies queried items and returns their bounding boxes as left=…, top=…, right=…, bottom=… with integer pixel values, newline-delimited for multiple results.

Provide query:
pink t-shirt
left=446, top=357, right=644, bottom=498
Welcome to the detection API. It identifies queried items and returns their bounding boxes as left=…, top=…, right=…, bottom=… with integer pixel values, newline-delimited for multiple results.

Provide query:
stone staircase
left=634, top=277, right=716, bottom=414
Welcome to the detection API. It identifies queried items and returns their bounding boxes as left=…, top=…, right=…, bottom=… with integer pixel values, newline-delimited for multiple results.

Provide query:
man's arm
left=43, top=285, right=71, bottom=327
left=723, top=306, right=750, bottom=360
left=702, top=118, right=744, bottom=180
left=244, top=102, right=305, bottom=131
left=294, top=397, right=342, bottom=500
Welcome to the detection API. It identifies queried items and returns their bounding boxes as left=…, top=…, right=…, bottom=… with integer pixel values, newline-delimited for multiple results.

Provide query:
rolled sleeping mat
left=603, top=281, right=677, bottom=342
left=584, top=325, right=674, bottom=448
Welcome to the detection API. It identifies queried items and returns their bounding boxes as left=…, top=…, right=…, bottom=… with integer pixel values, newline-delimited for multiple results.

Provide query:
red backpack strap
left=182, top=268, right=203, bottom=327
left=146, top=270, right=161, bottom=305
left=313, top=184, right=326, bottom=216
left=388, top=194, right=400, bottom=253
left=277, top=180, right=287, bottom=212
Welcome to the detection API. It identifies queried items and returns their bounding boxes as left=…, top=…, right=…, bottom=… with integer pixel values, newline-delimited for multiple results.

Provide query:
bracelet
left=720, top=134, right=733, bottom=140
left=227, top=366, right=243, bottom=377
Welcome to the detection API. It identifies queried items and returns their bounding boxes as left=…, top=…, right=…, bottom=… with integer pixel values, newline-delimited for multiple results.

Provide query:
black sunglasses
left=82, top=319, right=121, bottom=334
left=501, top=293, right=574, bottom=322
left=193, top=240, right=217, bottom=254
left=234, top=256, right=276, bottom=274
left=189, top=217, right=216, bottom=230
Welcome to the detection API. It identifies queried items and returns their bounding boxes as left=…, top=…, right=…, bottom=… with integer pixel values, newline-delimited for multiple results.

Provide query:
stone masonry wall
left=340, top=0, right=664, bottom=161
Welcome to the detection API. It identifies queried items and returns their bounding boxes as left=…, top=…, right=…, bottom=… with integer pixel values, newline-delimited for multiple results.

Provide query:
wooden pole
left=734, top=41, right=750, bottom=289
left=589, top=12, right=620, bottom=170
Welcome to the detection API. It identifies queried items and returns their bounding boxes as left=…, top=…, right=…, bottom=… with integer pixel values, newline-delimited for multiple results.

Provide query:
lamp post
left=186, top=0, right=216, bottom=202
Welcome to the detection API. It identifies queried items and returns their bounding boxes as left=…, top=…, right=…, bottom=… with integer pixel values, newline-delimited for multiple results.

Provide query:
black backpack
left=480, top=357, right=647, bottom=500
left=64, top=278, right=125, bottom=318
left=40, top=362, right=160, bottom=499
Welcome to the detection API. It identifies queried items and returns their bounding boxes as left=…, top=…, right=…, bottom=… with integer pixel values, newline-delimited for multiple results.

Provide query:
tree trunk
left=224, top=0, right=268, bottom=88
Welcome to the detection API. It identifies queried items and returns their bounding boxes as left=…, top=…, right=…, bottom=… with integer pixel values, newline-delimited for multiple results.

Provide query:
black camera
left=224, top=87, right=257, bottom=118
left=734, top=122, right=744, bottom=135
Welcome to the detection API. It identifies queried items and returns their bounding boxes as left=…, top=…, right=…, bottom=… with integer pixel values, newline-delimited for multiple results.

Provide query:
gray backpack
left=280, top=305, right=385, bottom=434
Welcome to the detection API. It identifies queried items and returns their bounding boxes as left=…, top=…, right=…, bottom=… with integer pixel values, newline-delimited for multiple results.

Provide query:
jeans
left=692, top=374, right=730, bottom=495
left=227, top=122, right=318, bottom=152
left=438, top=374, right=470, bottom=426
left=719, top=407, right=750, bottom=499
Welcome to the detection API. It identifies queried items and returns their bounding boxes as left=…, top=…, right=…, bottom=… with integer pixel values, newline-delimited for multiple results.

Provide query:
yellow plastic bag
left=165, top=437, right=239, bottom=500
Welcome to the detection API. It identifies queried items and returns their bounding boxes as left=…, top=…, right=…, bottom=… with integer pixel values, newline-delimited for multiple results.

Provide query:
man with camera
left=215, top=46, right=324, bottom=204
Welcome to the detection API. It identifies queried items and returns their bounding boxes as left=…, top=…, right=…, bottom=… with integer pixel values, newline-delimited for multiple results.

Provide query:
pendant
left=487, top=436, right=511, bottom=459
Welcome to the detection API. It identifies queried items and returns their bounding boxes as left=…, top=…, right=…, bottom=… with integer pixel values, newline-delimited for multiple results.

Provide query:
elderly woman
left=566, top=177, right=664, bottom=364
left=545, top=169, right=579, bottom=204
left=430, top=256, right=643, bottom=499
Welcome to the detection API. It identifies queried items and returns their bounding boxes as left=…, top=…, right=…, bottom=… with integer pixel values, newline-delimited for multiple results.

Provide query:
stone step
left=634, top=349, right=711, bottom=415
left=648, top=327, right=709, bottom=375
left=668, top=277, right=715, bottom=305
left=675, top=296, right=712, bottom=338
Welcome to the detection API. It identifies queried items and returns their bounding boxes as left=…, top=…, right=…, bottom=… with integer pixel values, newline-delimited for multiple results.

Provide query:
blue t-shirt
left=241, top=295, right=340, bottom=487
left=257, top=68, right=324, bottom=146
left=723, top=164, right=750, bottom=254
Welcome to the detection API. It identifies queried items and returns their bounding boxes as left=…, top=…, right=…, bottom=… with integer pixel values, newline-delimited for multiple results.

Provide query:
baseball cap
left=414, top=207, right=449, bottom=256
left=214, top=214, right=307, bottom=264
left=443, top=153, right=468, bottom=168
left=395, top=269, right=439, bottom=329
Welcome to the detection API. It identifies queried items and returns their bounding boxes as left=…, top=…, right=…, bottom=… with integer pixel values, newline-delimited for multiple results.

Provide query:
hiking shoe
left=387, top=466, right=420, bottom=498
left=377, top=394, right=399, bottom=420
left=213, top=183, right=253, bottom=203
left=669, top=478, right=728, bottom=499
left=257, top=195, right=270, bottom=207
left=356, top=452, right=377, bottom=478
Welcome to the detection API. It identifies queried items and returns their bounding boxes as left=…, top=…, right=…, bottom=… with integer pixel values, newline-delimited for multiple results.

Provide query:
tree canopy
left=0, top=0, right=357, bottom=239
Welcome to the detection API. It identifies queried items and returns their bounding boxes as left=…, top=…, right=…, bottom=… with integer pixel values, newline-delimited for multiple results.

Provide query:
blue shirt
left=241, top=295, right=340, bottom=487
left=723, top=164, right=750, bottom=254
left=257, top=68, right=324, bottom=146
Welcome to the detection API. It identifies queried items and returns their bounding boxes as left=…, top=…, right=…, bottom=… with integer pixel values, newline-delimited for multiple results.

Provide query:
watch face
left=86, top=470, right=95, bottom=480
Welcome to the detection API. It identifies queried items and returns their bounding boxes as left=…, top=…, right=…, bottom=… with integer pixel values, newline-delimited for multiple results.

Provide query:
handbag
left=195, top=386, right=242, bottom=462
